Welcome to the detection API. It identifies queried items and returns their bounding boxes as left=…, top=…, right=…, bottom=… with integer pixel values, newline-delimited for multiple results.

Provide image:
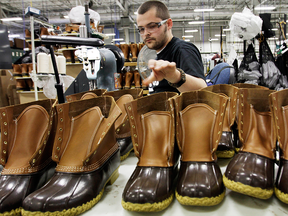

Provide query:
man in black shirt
left=137, top=1, right=207, bottom=93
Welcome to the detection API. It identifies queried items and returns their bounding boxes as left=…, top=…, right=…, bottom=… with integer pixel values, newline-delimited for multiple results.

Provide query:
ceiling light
left=134, top=12, right=138, bottom=15
left=64, top=15, right=69, bottom=19
left=185, top=29, right=198, bottom=33
left=120, top=42, right=126, bottom=44
left=188, top=21, right=205, bottom=25
left=1, top=17, right=22, bottom=22
left=8, top=34, right=20, bottom=38
left=184, top=39, right=190, bottom=42
left=268, top=37, right=278, bottom=40
left=113, top=38, right=124, bottom=41
left=182, top=35, right=194, bottom=38
left=223, top=28, right=231, bottom=31
left=106, top=33, right=116, bottom=36
left=194, top=8, right=215, bottom=12
left=254, top=6, right=276, bottom=10
left=271, top=28, right=278, bottom=31
left=209, top=38, right=219, bottom=41
left=215, top=34, right=226, bottom=37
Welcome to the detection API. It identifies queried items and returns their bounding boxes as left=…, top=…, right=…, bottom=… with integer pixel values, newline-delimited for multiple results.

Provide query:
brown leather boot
left=130, top=43, right=138, bottom=62
left=122, top=92, right=178, bottom=212
left=174, top=91, right=228, bottom=206
left=65, top=89, right=107, bottom=102
left=27, top=63, right=35, bottom=74
left=124, top=70, right=133, bottom=89
left=232, top=83, right=269, bottom=152
left=62, top=50, right=72, bottom=63
left=26, top=78, right=34, bottom=91
left=40, top=27, right=49, bottom=37
left=120, top=44, right=130, bottom=62
left=16, top=79, right=28, bottom=91
left=201, top=84, right=238, bottom=158
left=21, top=63, right=29, bottom=77
left=224, top=88, right=276, bottom=199
left=22, top=96, right=122, bottom=215
left=138, top=43, right=145, bottom=52
left=25, top=29, right=31, bottom=39
left=269, top=89, right=288, bottom=203
left=0, top=99, right=57, bottom=215
left=115, top=72, right=123, bottom=89
left=105, top=89, right=143, bottom=161
left=12, top=64, right=22, bottom=77
left=133, top=70, right=141, bottom=88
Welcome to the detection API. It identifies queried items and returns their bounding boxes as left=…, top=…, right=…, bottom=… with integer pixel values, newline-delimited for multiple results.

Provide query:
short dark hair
left=137, top=1, right=170, bottom=20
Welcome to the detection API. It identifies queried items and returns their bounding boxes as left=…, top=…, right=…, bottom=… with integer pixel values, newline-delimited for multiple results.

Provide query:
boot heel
left=108, top=167, right=119, bottom=185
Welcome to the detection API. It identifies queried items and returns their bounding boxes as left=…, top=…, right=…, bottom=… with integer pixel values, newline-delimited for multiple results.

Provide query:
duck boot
left=16, top=79, right=28, bottom=92
left=115, top=72, right=124, bottom=89
left=124, top=70, right=134, bottom=89
left=62, top=50, right=72, bottom=63
left=133, top=70, right=141, bottom=88
left=65, top=89, right=107, bottom=102
left=138, top=43, right=145, bottom=52
left=122, top=92, right=179, bottom=212
left=120, top=44, right=130, bottom=62
left=22, top=96, right=122, bottom=216
left=223, top=88, right=276, bottom=199
left=270, top=89, right=288, bottom=203
left=202, top=84, right=238, bottom=158
left=25, top=29, right=31, bottom=40
left=0, top=99, right=57, bottom=215
left=12, top=64, right=22, bottom=77
left=232, top=83, right=269, bottom=152
left=21, top=63, right=29, bottom=77
left=130, top=43, right=138, bottom=62
left=174, top=91, right=228, bottom=206
left=105, top=89, right=143, bottom=161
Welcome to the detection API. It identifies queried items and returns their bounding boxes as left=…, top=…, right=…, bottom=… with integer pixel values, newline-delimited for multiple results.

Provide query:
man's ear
left=167, top=18, right=173, bottom=30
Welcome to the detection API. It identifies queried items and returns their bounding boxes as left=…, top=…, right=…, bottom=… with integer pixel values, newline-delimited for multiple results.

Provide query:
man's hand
left=142, top=59, right=181, bottom=86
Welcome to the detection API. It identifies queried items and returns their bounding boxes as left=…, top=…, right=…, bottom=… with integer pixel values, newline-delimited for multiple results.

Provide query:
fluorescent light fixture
left=215, top=34, right=226, bottom=37
left=209, top=38, right=219, bottom=41
left=184, top=39, right=190, bottom=42
left=185, top=29, right=198, bottom=33
left=64, top=15, right=69, bottom=19
left=8, top=34, right=20, bottom=38
left=223, top=28, right=231, bottom=31
left=112, top=38, right=124, bottom=41
left=120, top=42, right=126, bottom=44
left=1, top=17, right=22, bottom=22
left=268, top=37, right=278, bottom=40
left=106, top=33, right=116, bottom=36
left=194, top=8, right=215, bottom=12
left=188, top=21, right=205, bottom=25
left=254, top=6, right=276, bottom=10
left=182, top=35, right=194, bottom=38
left=134, top=12, right=138, bottom=15
left=271, top=28, right=278, bottom=31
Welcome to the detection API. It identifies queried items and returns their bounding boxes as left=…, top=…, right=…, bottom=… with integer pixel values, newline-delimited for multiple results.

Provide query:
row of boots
left=115, top=69, right=147, bottom=89
left=12, top=64, right=33, bottom=78
left=116, top=43, right=145, bottom=62
left=1, top=84, right=288, bottom=215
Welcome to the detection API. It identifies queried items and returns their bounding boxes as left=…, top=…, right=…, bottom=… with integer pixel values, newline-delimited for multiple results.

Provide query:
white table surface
left=82, top=153, right=288, bottom=216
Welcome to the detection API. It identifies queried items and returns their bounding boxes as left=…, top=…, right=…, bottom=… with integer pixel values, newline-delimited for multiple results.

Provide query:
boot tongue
left=58, top=107, right=104, bottom=167
left=115, top=94, right=133, bottom=129
left=5, top=105, right=49, bottom=169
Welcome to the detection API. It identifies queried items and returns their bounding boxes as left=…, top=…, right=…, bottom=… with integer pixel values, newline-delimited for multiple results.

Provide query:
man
left=137, top=0, right=207, bottom=93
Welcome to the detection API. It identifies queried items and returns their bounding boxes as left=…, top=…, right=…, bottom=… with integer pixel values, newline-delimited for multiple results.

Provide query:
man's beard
left=144, top=26, right=168, bottom=50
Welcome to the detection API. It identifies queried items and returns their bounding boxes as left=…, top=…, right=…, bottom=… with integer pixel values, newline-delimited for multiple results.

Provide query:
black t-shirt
left=152, top=37, right=205, bottom=93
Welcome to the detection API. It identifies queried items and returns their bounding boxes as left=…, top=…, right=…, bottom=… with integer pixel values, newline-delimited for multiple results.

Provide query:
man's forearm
left=177, top=73, right=207, bottom=92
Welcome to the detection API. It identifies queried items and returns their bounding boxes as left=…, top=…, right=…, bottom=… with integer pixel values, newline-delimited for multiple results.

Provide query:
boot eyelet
left=2, top=112, right=5, bottom=116
left=4, top=132, right=7, bottom=135
left=3, top=122, right=7, bottom=126
left=3, top=150, right=6, bottom=154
